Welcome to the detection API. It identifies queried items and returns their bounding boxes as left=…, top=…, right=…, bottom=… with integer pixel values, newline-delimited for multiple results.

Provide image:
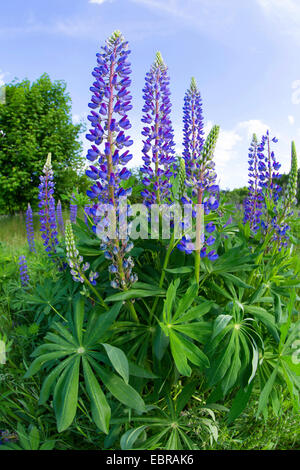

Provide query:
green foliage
left=0, top=74, right=84, bottom=214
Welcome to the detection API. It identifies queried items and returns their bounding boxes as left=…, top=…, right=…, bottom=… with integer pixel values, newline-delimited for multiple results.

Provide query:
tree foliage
left=0, top=74, right=84, bottom=214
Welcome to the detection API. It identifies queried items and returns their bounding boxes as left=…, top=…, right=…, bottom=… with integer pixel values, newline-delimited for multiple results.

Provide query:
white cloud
left=288, top=115, right=295, bottom=125
left=237, top=119, right=269, bottom=138
left=257, top=0, right=300, bottom=40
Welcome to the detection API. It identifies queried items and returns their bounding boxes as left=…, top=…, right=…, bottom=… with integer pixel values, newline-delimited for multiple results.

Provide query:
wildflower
left=243, top=134, right=264, bottom=231
left=70, top=194, right=78, bottom=223
left=19, top=255, right=29, bottom=286
left=56, top=200, right=64, bottom=234
left=25, top=203, right=36, bottom=253
left=140, top=52, right=176, bottom=206
left=85, top=31, right=137, bottom=290
left=38, top=153, right=59, bottom=257
left=183, top=77, right=205, bottom=179
left=65, top=220, right=96, bottom=284
left=178, top=80, right=220, bottom=260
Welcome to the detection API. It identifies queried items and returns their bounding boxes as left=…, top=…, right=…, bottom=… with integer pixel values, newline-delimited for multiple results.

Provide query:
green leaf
left=53, top=356, right=80, bottom=432
left=91, top=361, right=146, bottom=413
left=40, top=440, right=56, bottom=450
left=39, top=356, right=75, bottom=405
left=128, top=361, right=158, bottom=379
left=177, top=333, right=210, bottom=369
left=173, top=301, right=213, bottom=324
left=212, top=315, right=232, bottom=340
left=172, top=322, right=212, bottom=343
left=24, top=351, right=70, bottom=378
left=106, top=288, right=165, bottom=302
left=164, top=267, right=193, bottom=274
left=244, top=305, right=279, bottom=342
left=227, top=383, right=254, bottom=424
left=17, top=423, right=30, bottom=450
left=173, top=283, right=199, bottom=321
left=208, top=333, right=235, bottom=386
left=74, top=296, right=85, bottom=344
left=257, top=366, right=278, bottom=417
left=102, top=343, right=129, bottom=384
left=83, top=357, right=111, bottom=434
left=176, top=381, right=198, bottom=414
left=28, top=426, right=40, bottom=450
left=120, top=426, right=147, bottom=450
left=169, top=330, right=191, bottom=377
left=84, top=302, right=122, bottom=347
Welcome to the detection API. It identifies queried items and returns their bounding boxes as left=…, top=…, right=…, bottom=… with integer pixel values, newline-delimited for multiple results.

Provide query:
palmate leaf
left=159, top=281, right=211, bottom=376
left=25, top=299, right=144, bottom=433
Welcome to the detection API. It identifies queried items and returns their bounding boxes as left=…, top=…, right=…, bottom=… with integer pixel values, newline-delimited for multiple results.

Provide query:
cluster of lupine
left=70, top=194, right=78, bottom=223
left=140, top=52, right=176, bottom=206
left=38, top=153, right=59, bottom=256
left=177, top=78, right=220, bottom=260
left=85, top=31, right=137, bottom=290
left=243, top=132, right=298, bottom=249
left=65, top=221, right=98, bottom=285
left=243, top=134, right=264, bottom=231
left=56, top=200, right=65, bottom=234
left=25, top=203, right=36, bottom=253
left=19, top=256, right=29, bottom=286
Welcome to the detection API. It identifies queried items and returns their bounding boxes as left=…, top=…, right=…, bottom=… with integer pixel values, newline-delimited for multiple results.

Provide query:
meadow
left=0, top=31, right=299, bottom=451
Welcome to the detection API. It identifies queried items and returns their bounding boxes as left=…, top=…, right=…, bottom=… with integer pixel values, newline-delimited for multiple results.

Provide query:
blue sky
left=1, top=0, right=300, bottom=189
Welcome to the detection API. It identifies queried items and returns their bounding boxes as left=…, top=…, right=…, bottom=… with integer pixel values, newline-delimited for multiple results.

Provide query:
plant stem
left=150, top=233, right=175, bottom=322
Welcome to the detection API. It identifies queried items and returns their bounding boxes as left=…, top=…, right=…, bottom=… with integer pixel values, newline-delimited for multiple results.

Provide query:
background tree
left=0, top=74, right=85, bottom=214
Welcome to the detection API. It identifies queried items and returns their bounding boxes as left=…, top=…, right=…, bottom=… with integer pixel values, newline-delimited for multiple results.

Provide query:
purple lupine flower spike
left=140, top=52, right=176, bottom=206
left=56, top=200, right=64, bottom=234
left=70, top=194, right=78, bottom=223
left=182, top=77, right=205, bottom=179
left=177, top=78, right=220, bottom=262
left=243, top=134, right=264, bottom=232
left=38, top=153, right=59, bottom=257
left=26, top=203, right=36, bottom=253
left=85, top=31, right=137, bottom=290
left=19, top=255, right=29, bottom=286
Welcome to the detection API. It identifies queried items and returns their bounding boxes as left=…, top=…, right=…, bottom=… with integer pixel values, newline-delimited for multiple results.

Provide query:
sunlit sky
left=1, top=0, right=300, bottom=188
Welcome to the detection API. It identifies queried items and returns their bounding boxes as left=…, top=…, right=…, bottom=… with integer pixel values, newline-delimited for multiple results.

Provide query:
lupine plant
left=25, top=203, right=36, bottom=253
left=140, top=52, right=176, bottom=206
left=56, top=200, right=64, bottom=234
left=70, top=194, right=77, bottom=224
left=38, top=153, right=59, bottom=257
left=19, top=256, right=29, bottom=287
left=22, top=31, right=300, bottom=451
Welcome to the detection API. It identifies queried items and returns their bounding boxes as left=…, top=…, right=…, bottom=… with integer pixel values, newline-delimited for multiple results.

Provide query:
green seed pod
left=178, top=156, right=186, bottom=200
left=201, top=125, right=220, bottom=164
left=286, top=141, right=298, bottom=207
